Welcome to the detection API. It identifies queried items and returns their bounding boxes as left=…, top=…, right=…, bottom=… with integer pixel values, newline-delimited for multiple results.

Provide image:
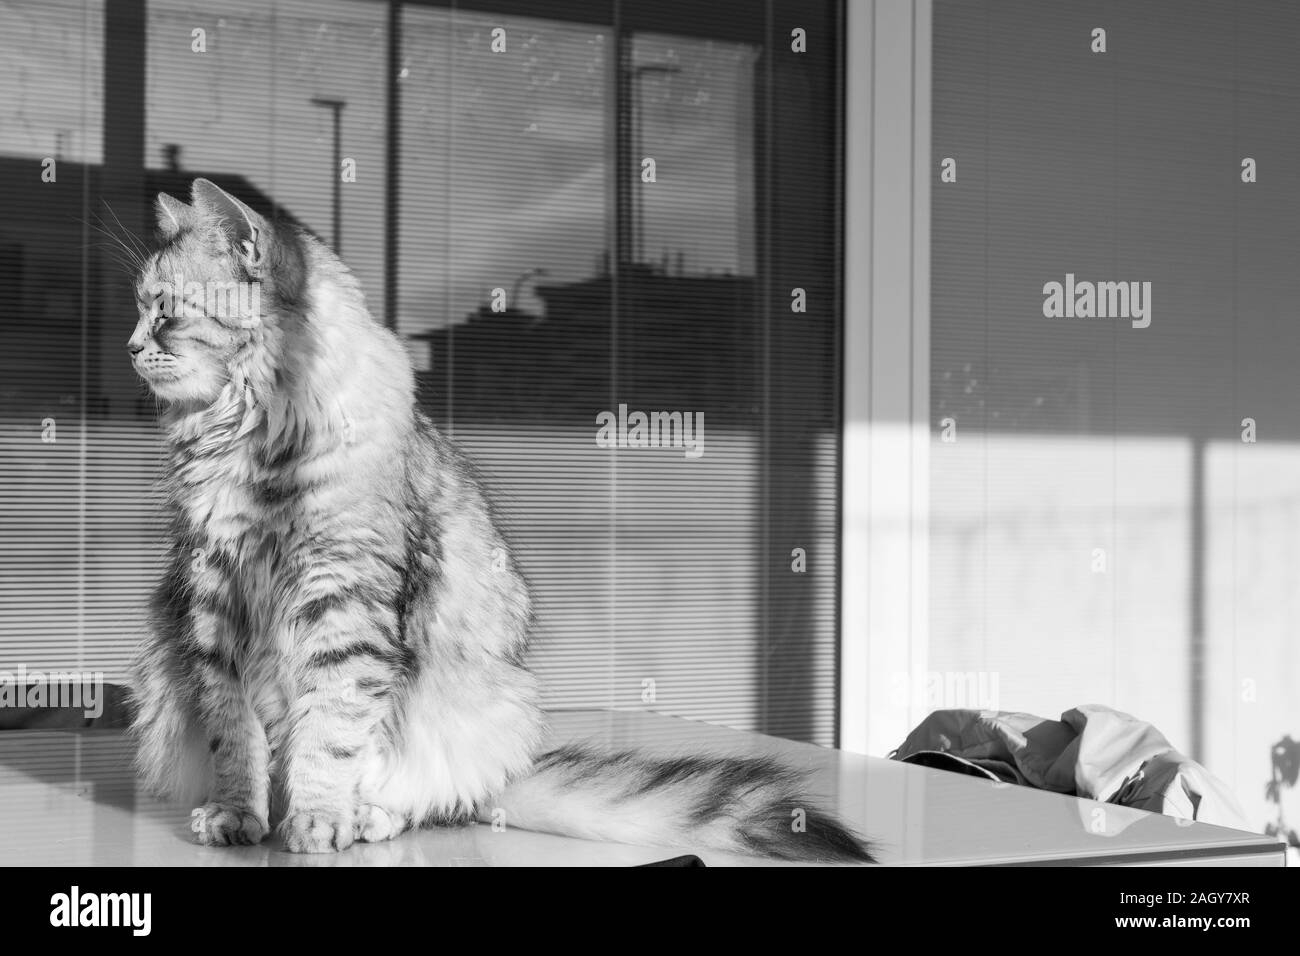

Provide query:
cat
left=126, top=178, right=875, bottom=863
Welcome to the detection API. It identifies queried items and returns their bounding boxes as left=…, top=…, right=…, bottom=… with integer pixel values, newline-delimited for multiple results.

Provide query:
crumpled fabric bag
left=890, top=704, right=1250, bottom=832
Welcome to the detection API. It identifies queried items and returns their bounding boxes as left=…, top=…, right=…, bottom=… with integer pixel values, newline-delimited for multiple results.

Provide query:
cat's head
left=128, top=179, right=306, bottom=405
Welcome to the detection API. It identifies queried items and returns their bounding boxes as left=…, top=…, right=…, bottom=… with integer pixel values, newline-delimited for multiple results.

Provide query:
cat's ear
left=155, top=193, right=194, bottom=239
left=190, top=178, right=268, bottom=267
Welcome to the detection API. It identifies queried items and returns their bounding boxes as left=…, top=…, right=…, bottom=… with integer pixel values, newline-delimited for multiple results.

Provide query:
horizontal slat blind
left=932, top=0, right=1300, bottom=830
left=0, top=0, right=843, bottom=747
left=0, top=424, right=164, bottom=674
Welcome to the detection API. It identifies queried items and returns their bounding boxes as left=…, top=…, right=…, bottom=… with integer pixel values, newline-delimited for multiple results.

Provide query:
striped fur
left=126, top=179, right=874, bottom=863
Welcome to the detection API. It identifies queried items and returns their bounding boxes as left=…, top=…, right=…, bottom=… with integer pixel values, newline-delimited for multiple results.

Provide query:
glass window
left=0, top=0, right=844, bottom=747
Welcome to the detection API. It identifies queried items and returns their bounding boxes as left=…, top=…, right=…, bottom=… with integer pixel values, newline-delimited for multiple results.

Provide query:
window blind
left=932, top=0, right=1300, bottom=829
left=0, top=0, right=844, bottom=747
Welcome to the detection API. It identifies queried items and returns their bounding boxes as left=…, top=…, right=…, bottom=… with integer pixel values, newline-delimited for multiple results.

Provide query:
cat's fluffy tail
left=483, top=744, right=875, bottom=864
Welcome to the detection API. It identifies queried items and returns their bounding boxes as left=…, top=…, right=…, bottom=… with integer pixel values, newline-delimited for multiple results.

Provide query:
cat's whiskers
left=79, top=214, right=147, bottom=275
left=101, top=200, right=154, bottom=264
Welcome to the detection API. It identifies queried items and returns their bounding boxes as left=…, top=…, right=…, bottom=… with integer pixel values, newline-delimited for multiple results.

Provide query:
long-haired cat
left=126, top=178, right=874, bottom=863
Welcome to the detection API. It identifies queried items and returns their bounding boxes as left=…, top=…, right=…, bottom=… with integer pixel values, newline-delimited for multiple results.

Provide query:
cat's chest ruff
left=198, top=483, right=294, bottom=605
left=184, top=481, right=265, bottom=545
left=177, top=444, right=298, bottom=547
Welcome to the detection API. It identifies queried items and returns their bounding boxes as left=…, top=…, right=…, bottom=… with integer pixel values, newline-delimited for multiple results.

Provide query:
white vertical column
left=840, top=0, right=931, bottom=757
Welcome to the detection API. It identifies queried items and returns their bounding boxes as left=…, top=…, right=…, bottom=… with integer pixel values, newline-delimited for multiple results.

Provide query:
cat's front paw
left=281, top=809, right=355, bottom=853
left=190, top=803, right=268, bottom=846
left=354, top=803, right=408, bottom=843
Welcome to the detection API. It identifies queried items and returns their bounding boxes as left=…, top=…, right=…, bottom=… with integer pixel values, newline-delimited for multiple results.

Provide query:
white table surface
left=0, top=708, right=1284, bottom=866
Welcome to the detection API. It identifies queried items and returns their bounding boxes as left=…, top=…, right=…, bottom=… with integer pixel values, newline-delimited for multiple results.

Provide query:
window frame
left=839, top=0, right=932, bottom=756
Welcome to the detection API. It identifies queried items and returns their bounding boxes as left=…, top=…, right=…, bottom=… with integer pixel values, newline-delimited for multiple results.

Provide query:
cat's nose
left=127, top=340, right=145, bottom=356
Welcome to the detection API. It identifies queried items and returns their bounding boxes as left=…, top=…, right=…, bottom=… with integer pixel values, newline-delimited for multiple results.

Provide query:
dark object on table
left=0, top=681, right=132, bottom=730
left=638, top=854, right=706, bottom=867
